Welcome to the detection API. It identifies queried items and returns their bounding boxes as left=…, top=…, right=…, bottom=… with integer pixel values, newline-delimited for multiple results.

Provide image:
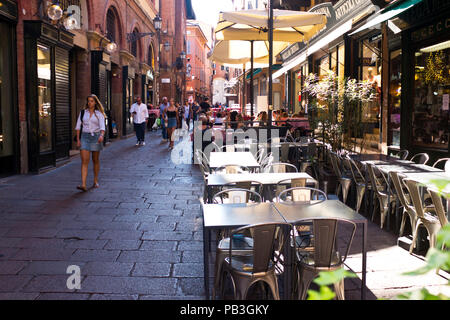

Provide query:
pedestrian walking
left=75, top=94, right=106, bottom=192
left=163, top=98, right=178, bottom=150
left=200, top=97, right=211, bottom=113
left=130, top=96, right=149, bottom=146
left=176, top=102, right=184, bottom=129
left=159, top=97, right=169, bottom=142
left=184, top=100, right=192, bottom=130
left=192, top=101, right=200, bottom=123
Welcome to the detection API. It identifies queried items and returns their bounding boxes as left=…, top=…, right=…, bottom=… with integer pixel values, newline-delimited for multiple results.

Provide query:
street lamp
left=154, top=14, right=162, bottom=31
left=180, top=51, right=186, bottom=60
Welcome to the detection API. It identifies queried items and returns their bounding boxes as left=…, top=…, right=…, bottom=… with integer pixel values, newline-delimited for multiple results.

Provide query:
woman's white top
left=75, top=109, right=106, bottom=135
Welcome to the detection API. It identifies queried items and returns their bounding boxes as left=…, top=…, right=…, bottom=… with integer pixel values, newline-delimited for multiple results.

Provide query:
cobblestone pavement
left=0, top=130, right=449, bottom=300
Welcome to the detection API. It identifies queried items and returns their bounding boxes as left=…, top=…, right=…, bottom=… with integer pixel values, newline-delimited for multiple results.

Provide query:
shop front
left=122, top=66, right=135, bottom=137
left=0, top=0, right=19, bottom=176
left=398, top=0, right=450, bottom=161
left=24, top=21, right=74, bottom=172
left=91, top=50, right=112, bottom=141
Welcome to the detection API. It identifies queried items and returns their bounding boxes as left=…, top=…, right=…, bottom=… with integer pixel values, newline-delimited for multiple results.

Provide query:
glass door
left=388, top=49, right=402, bottom=147
left=0, top=21, right=16, bottom=175
left=37, top=43, right=53, bottom=153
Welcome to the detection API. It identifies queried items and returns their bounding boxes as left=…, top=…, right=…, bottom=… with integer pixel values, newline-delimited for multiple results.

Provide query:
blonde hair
left=85, top=94, right=106, bottom=118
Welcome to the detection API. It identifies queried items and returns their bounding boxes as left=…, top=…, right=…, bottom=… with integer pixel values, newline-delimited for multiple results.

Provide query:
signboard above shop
left=279, top=0, right=374, bottom=63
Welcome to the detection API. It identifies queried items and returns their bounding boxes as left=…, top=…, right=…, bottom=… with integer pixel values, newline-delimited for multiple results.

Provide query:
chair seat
left=422, top=209, right=441, bottom=224
left=224, top=255, right=274, bottom=274
left=218, top=237, right=254, bottom=251
left=296, top=250, right=342, bottom=267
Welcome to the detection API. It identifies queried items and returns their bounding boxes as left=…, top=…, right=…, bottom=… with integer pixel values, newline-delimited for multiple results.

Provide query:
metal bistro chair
left=330, top=152, right=352, bottom=204
left=263, top=162, right=298, bottom=174
left=211, top=188, right=263, bottom=299
left=393, top=149, right=409, bottom=160
left=390, top=171, right=418, bottom=241
left=222, top=181, right=264, bottom=201
left=277, top=187, right=327, bottom=204
left=222, top=144, right=235, bottom=152
left=214, top=164, right=250, bottom=175
left=293, top=218, right=356, bottom=300
left=298, top=142, right=317, bottom=173
left=219, top=222, right=288, bottom=300
left=432, top=158, right=450, bottom=172
left=344, top=156, right=369, bottom=214
left=263, top=178, right=309, bottom=203
left=403, top=179, right=443, bottom=254
left=367, top=163, right=398, bottom=229
left=409, top=153, right=430, bottom=165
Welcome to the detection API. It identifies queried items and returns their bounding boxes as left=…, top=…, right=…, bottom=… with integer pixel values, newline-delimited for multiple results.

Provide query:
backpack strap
left=80, top=109, right=85, bottom=134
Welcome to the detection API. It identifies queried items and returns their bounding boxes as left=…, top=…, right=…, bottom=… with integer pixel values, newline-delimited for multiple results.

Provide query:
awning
left=272, top=19, right=353, bottom=80
left=349, top=0, right=423, bottom=35
left=246, top=65, right=281, bottom=79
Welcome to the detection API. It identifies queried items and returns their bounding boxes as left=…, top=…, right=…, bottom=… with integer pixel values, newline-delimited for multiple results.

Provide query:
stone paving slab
left=0, top=130, right=448, bottom=300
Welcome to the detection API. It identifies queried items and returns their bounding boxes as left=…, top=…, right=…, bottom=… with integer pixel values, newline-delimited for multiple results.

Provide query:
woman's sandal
left=77, top=185, right=88, bottom=192
left=93, top=183, right=100, bottom=189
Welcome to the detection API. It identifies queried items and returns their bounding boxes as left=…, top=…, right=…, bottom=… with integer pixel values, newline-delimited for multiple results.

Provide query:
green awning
left=349, top=0, right=423, bottom=35
left=245, top=65, right=282, bottom=79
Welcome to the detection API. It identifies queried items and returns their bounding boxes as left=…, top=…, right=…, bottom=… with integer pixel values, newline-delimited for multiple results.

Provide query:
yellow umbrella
left=209, top=40, right=289, bottom=66
left=215, top=9, right=327, bottom=42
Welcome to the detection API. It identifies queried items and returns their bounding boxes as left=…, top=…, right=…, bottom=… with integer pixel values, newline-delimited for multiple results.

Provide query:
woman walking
left=75, top=94, right=106, bottom=192
left=163, top=98, right=178, bottom=150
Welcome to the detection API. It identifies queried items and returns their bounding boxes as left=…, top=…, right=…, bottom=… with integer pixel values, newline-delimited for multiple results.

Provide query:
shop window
left=37, top=43, right=53, bottom=153
left=412, top=41, right=450, bottom=149
left=359, top=36, right=382, bottom=131
left=338, top=44, right=345, bottom=80
left=106, top=8, right=117, bottom=43
left=388, top=49, right=401, bottom=147
left=0, top=22, right=14, bottom=158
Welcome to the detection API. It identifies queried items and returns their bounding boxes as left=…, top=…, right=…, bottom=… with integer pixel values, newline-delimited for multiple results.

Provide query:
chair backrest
left=211, top=142, right=221, bottom=152
left=260, top=154, right=274, bottom=171
left=275, top=178, right=307, bottom=199
left=213, top=188, right=262, bottom=204
left=264, top=162, right=298, bottom=173
left=427, top=189, right=449, bottom=227
left=222, top=144, right=235, bottom=152
left=196, top=150, right=211, bottom=174
left=329, top=152, right=342, bottom=179
left=432, top=158, right=450, bottom=171
left=410, top=153, right=430, bottom=165
left=214, top=164, right=249, bottom=174
left=366, top=164, right=387, bottom=197
left=256, top=148, right=267, bottom=165
left=280, top=143, right=290, bottom=162
left=389, top=171, right=410, bottom=209
left=277, top=187, right=327, bottom=203
left=293, top=218, right=356, bottom=268
left=397, top=150, right=409, bottom=160
left=223, top=181, right=263, bottom=196
left=402, top=179, right=425, bottom=219
left=345, top=156, right=365, bottom=183
left=229, top=223, right=288, bottom=274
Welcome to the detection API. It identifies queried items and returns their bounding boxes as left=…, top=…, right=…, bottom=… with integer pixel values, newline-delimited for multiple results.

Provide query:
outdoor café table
left=209, top=152, right=260, bottom=170
left=206, top=172, right=318, bottom=202
left=273, top=200, right=368, bottom=300
left=201, top=202, right=286, bottom=300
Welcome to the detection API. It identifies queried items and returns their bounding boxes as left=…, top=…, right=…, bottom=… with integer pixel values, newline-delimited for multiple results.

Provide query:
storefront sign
left=335, top=0, right=368, bottom=20
left=401, top=0, right=450, bottom=27
left=411, top=17, right=450, bottom=42
left=281, top=43, right=301, bottom=62
left=161, top=78, right=171, bottom=83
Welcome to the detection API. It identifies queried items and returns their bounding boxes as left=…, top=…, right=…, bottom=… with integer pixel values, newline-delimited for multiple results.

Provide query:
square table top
left=202, top=202, right=285, bottom=229
left=402, top=171, right=450, bottom=198
left=273, top=200, right=367, bottom=224
left=374, top=163, right=443, bottom=174
left=207, top=172, right=316, bottom=187
left=209, top=152, right=260, bottom=169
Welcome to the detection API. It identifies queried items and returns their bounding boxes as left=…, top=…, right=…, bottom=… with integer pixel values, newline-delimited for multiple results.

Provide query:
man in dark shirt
left=200, top=97, right=211, bottom=113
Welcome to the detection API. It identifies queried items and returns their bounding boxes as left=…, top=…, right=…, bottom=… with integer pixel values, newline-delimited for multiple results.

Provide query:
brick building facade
left=186, top=21, right=212, bottom=104
left=0, top=0, right=200, bottom=175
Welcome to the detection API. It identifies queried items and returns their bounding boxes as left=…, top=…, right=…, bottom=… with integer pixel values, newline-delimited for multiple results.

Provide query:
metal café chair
left=344, top=156, right=370, bottom=214
left=219, top=222, right=288, bottom=300
left=432, top=158, right=450, bottom=171
left=330, top=152, right=352, bottom=204
left=393, top=149, right=409, bottom=160
left=390, top=171, right=418, bottom=242
left=403, top=179, right=443, bottom=254
left=263, top=178, right=309, bottom=203
left=367, top=163, right=398, bottom=229
left=214, top=164, right=250, bottom=174
left=409, top=153, right=430, bottom=165
left=222, top=181, right=264, bottom=201
left=211, top=188, right=263, bottom=299
left=277, top=187, right=327, bottom=204
left=263, top=162, right=298, bottom=174
left=293, top=218, right=356, bottom=300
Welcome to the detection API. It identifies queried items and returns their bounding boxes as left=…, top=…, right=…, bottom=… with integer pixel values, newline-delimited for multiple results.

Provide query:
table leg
left=362, top=221, right=367, bottom=300
left=203, top=226, right=211, bottom=300
left=283, top=225, right=292, bottom=300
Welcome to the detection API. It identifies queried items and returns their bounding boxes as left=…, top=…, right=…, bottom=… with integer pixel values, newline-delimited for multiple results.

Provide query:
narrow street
left=0, top=131, right=449, bottom=300
left=0, top=131, right=206, bottom=300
